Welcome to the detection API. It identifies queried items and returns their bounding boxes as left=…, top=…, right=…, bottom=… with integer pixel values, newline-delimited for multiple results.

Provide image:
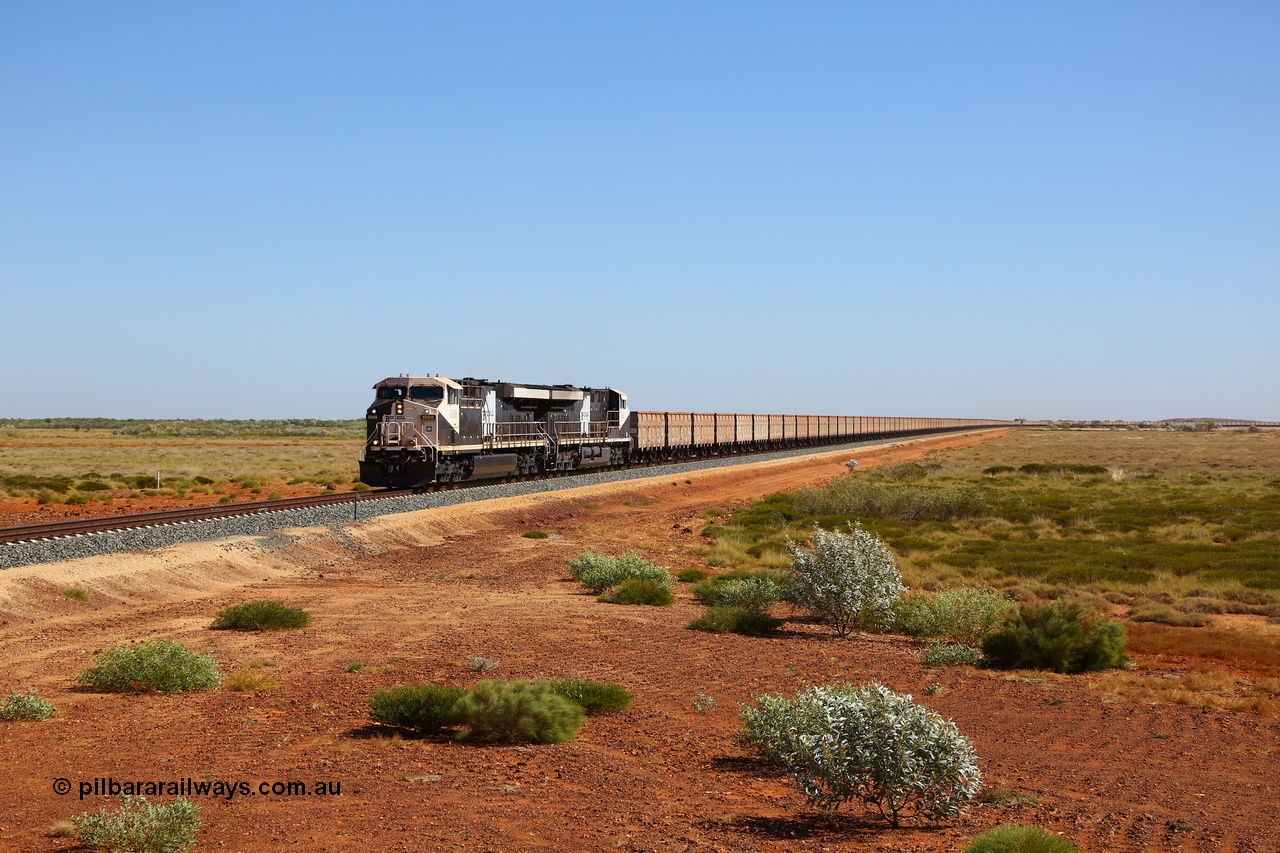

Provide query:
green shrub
left=0, top=690, right=56, bottom=721
left=688, top=606, right=783, bottom=636
left=676, top=568, right=708, bottom=582
left=568, top=552, right=671, bottom=594
left=787, top=525, right=905, bottom=637
left=740, top=682, right=980, bottom=827
left=74, top=795, right=203, bottom=853
left=894, top=588, right=1014, bottom=646
left=211, top=599, right=311, bottom=631
left=543, top=678, right=633, bottom=714
left=368, top=683, right=466, bottom=734
left=922, top=642, right=982, bottom=666
left=522, top=530, right=549, bottom=539
left=455, top=679, right=583, bottom=743
left=983, top=600, right=1129, bottom=673
left=63, top=586, right=89, bottom=602
left=604, top=578, right=675, bottom=606
left=691, top=568, right=789, bottom=605
left=963, top=824, right=1080, bottom=853
left=77, top=640, right=222, bottom=694
left=192, top=476, right=215, bottom=485
left=694, top=576, right=781, bottom=611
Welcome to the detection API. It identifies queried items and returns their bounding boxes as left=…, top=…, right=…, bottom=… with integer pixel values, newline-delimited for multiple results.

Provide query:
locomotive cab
left=359, top=376, right=458, bottom=488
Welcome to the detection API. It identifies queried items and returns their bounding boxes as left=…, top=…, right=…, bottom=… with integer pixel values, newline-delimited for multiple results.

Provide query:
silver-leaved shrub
left=74, top=795, right=203, bottom=853
left=786, top=525, right=905, bottom=637
left=567, top=551, right=671, bottom=594
left=740, top=682, right=981, bottom=827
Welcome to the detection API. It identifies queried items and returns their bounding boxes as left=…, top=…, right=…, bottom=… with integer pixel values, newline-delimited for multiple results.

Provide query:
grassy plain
left=0, top=426, right=364, bottom=501
left=698, top=428, right=1280, bottom=707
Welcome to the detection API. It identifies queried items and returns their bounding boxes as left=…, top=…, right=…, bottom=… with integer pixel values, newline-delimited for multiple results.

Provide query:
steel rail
left=0, top=425, right=1004, bottom=546
left=0, top=489, right=414, bottom=545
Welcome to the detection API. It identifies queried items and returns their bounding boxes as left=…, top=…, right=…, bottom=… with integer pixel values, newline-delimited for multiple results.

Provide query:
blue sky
left=2, top=2, right=1276, bottom=420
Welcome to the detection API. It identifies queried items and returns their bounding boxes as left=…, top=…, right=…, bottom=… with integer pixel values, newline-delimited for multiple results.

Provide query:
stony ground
left=1, top=432, right=1276, bottom=852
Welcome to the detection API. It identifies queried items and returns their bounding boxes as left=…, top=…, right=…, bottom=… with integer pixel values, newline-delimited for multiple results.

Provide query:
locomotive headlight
left=396, top=403, right=403, bottom=414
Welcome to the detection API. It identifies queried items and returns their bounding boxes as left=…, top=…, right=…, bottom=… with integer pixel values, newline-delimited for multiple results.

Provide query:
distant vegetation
left=0, top=418, right=363, bottom=437
left=0, top=425, right=363, bottom=501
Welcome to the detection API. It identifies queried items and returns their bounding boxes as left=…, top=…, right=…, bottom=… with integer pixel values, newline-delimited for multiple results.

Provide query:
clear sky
left=2, top=2, right=1276, bottom=421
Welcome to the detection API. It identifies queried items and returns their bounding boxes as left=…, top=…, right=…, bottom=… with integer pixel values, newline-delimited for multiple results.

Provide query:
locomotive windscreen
left=409, top=386, right=445, bottom=401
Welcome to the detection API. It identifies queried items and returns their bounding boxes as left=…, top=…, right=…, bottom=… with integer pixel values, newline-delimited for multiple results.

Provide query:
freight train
left=358, top=375, right=1017, bottom=489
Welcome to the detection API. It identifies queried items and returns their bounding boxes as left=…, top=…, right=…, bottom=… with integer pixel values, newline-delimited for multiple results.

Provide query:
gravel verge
left=0, top=435, right=943, bottom=570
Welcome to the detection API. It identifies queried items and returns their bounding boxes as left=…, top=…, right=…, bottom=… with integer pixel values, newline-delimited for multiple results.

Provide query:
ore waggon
left=358, top=375, right=1014, bottom=490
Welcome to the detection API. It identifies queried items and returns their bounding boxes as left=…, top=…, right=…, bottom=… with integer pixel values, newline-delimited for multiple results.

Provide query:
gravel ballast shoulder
left=0, top=437, right=937, bottom=570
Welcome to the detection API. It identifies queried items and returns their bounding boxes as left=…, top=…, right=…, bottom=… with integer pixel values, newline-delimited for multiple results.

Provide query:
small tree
left=983, top=600, right=1129, bottom=674
left=455, top=679, right=583, bottom=744
left=786, top=525, right=905, bottom=637
left=741, top=682, right=980, bottom=827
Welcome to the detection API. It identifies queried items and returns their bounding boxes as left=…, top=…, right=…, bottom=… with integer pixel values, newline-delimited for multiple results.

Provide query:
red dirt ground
left=1, top=431, right=1276, bottom=852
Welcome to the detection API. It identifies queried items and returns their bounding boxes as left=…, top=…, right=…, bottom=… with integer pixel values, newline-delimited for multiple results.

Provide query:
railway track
left=0, top=427, right=1001, bottom=547
left=0, top=489, right=415, bottom=545
left=0, top=461, right=663, bottom=545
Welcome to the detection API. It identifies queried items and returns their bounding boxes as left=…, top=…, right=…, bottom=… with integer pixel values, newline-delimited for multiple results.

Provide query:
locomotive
left=359, top=376, right=630, bottom=488
left=359, top=374, right=1015, bottom=490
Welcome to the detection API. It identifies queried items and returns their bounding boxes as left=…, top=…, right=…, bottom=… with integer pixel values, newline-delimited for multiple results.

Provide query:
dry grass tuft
left=223, top=666, right=280, bottom=692
left=1092, top=665, right=1280, bottom=716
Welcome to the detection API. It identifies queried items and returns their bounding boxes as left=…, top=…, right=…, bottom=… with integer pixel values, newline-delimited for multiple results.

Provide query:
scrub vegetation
left=0, top=690, right=57, bottom=721
left=77, top=640, right=223, bottom=695
left=211, top=600, right=312, bottom=631
left=696, top=428, right=1280, bottom=706
left=368, top=676, right=629, bottom=744
left=740, top=682, right=981, bottom=827
left=568, top=551, right=672, bottom=595
left=73, top=795, right=203, bottom=853
left=0, top=425, right=363, bottom=503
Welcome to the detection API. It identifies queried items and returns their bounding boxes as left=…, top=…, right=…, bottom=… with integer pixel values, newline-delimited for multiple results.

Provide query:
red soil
left=1, top=431, right=1275, bottom=852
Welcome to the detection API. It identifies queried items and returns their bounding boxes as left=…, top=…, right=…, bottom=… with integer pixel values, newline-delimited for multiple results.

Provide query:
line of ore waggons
left=359, top=375, right=1019, bottom=489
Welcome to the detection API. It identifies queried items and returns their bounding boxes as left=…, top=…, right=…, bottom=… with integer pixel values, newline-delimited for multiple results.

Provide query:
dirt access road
left=1, top=430, right=1276, bottom=852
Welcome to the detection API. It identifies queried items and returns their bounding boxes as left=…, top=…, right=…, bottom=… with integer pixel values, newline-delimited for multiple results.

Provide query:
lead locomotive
left=359, top=376, right=631, bottom=488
